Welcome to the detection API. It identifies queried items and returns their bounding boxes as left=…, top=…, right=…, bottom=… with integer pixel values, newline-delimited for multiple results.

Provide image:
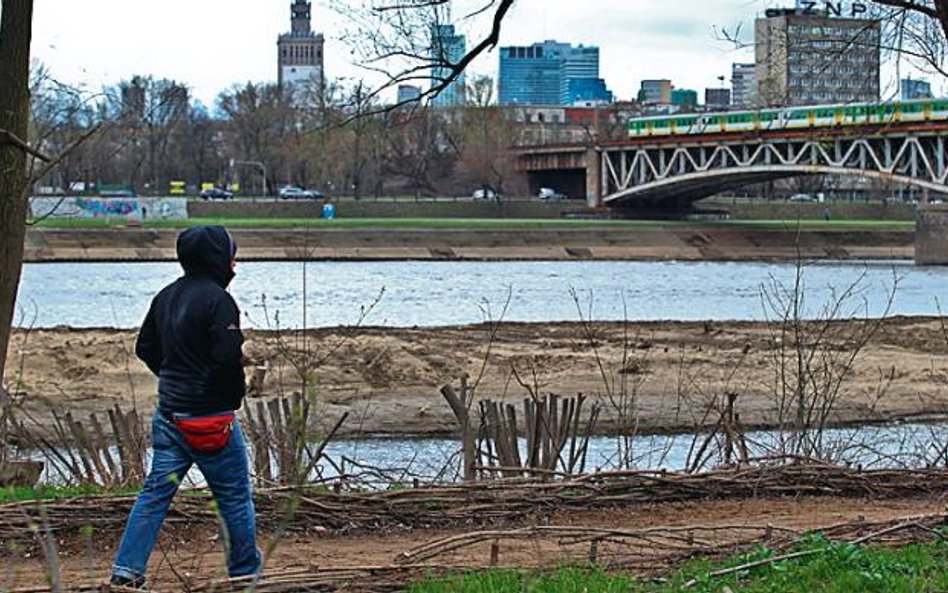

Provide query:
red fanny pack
left=173, top=413, right=235, bottom=452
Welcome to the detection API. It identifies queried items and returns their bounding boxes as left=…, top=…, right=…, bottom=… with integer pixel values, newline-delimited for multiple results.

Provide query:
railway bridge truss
left=598, top=125, right=948, bottom=208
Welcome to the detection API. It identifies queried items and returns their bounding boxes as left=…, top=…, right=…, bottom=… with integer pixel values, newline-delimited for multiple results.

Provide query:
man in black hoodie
left=110, top=225, right=260, bottom=587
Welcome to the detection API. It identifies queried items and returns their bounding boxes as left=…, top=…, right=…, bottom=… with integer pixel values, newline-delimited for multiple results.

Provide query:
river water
left=33, top=421, right=948, bottom=487
left=14, top=259, right=947, bottom=328
left=318, top=420, right=948, bottom=483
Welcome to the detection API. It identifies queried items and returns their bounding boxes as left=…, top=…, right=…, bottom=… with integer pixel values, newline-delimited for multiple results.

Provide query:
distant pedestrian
left=110, top=225, right=260, bottom=588
left=823, top=208, right=831, bottom=221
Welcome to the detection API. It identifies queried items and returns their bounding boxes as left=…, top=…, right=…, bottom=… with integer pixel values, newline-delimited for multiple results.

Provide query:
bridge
left=516, top=121, right=948, bottom=209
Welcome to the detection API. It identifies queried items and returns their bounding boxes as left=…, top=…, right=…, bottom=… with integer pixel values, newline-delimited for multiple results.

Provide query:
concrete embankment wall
left=23, top=226, right=914, bottom=262
left=916, top=206, right=948, bottom=264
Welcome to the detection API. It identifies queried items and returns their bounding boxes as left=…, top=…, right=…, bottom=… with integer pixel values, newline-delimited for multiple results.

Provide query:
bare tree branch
left=28, top=124, right=104, bottom=186
left=0, top=128, right=50, bottom=162
left=873, top=0, right=938, bottom=19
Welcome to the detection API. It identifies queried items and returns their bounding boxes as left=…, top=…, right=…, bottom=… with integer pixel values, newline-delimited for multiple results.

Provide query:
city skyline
left=26, top=0, right=937, bottom=108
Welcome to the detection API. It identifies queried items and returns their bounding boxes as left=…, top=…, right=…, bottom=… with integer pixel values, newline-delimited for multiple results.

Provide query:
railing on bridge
left=599, top=123, right=948, bottom=207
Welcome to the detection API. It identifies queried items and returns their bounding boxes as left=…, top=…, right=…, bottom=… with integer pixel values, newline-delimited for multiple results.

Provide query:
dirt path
left=2, top=494, right=941, bottom=589
left=8, top=317, right=948, bottom=437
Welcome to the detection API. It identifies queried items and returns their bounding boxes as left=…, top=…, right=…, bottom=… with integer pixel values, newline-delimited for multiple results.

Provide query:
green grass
left=409, top=567, right=634, bottom=593
left=409, top=537, right=948, bottom=593
left=0, top=483, right=139, bottom=504
left=30, top=216, right=915, bottom=231
left=31, top=217, right=675, bottom=229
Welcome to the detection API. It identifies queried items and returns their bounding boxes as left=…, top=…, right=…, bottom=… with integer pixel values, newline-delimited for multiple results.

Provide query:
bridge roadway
left=517, top=120, right=948, bottom=209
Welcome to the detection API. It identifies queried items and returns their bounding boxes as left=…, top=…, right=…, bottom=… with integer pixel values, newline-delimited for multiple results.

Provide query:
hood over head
left=176, top=225, right=236, bottom=287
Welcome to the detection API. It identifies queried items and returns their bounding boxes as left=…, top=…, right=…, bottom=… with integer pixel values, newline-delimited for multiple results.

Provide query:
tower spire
left=291, top=0, right=312, bottom=35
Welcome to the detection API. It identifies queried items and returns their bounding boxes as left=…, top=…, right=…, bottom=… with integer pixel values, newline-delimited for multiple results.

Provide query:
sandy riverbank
left=8, top=317, right=948, bottom=438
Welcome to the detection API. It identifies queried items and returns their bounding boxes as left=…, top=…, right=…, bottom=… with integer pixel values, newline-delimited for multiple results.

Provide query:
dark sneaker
left=109, top=574, right=146, bottom=589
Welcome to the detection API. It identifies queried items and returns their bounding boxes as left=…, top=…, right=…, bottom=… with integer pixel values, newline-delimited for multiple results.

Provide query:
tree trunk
left=0, top=0, right=35, bottom=388
left=936, top=1, right=948, bottom=42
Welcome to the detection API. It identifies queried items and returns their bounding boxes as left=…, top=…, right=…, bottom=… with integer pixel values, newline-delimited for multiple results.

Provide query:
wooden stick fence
left=13, top=405, right=146, bottom=487
left=689, top=392, right=749, bottom=472
left=241, top=392, right=347, bottom=487
left=13, top=396, right=345, bottom=489
left=441, top=379, right=600, bottom=480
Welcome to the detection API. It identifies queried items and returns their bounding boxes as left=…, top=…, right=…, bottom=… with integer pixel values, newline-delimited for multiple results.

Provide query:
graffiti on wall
left=29, top=197, right=189, bottom=220
left=141, top=198, right=189, bottom=220
left=75, top=197, right=139, bottom=217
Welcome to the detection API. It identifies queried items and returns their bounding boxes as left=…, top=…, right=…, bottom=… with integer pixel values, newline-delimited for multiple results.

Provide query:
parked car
left=199, top=187, right=234, bottom=200
left=471, top=187, right=499, bottom=200
left=538, top=187, right=566, bottom=200
left=787, top=193, right=817, bottom=203
left=279, top=186, right=324, bottom=200
left=98, top=188, right=137, bottom=198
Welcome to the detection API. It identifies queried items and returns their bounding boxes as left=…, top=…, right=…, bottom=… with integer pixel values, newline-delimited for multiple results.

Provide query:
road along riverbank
left=23, top=225, right=914, bottom=262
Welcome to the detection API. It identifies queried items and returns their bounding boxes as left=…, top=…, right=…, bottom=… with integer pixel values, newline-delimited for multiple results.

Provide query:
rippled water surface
left=16, top=259, right=944, bottom=328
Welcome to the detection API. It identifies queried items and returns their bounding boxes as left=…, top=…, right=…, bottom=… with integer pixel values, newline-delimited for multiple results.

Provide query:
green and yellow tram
left=627, top=98, right=948, bottom=138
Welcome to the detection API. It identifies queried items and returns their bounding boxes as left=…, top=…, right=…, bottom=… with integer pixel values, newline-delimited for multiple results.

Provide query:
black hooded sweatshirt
left=136, top=225, right=246, bottom=416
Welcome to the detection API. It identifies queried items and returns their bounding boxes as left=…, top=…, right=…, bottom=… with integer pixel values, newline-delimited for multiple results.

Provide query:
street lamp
left=230, top=159, right=268, bottom=197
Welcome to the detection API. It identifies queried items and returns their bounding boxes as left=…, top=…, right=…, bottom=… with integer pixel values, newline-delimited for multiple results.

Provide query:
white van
left=538, top=187, right=565, bottom=200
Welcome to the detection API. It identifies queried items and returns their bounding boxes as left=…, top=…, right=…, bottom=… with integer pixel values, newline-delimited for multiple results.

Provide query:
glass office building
left=499, top=41, right=612, bottom=105
left=430, top=24, right=467, bottom=107
left=901, top=78, right=933, bottom=100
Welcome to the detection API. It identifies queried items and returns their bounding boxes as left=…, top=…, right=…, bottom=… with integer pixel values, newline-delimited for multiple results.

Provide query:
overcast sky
left=25, top=0, right=930, bottom=108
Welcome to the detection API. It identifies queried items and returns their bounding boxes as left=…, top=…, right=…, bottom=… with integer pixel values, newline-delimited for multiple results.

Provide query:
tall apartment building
left=430, top=24, right=467, bottom=107
left=277, top=0, right=325, bottom=96
left=731, top=63, right=757, bottom=107
left=119, top=76, right=188, bottom=120
left=120, top=78, right=146, bottom=120
left=499, top=41, right=612, bottom=105
left=755, top=8, right=880, bottom=106
left=638, top=79, right=672, bottom=105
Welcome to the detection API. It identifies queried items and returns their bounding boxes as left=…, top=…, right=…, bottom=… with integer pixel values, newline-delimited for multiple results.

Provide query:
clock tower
left=277, top=0, right=325, bottom=98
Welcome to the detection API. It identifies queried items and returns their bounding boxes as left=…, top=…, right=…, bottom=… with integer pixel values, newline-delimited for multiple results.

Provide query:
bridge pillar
left=915, top=205, right=948, bottom=265
left=585, top=147, right=602, bottom=208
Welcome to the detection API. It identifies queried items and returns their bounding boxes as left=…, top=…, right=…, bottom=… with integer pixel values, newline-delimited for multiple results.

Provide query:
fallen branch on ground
left=2, top=465, right=947, bottom=549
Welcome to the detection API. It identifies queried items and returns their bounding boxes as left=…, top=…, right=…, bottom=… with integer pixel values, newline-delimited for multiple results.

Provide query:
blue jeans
left=111, top=412, right=261, bottom=582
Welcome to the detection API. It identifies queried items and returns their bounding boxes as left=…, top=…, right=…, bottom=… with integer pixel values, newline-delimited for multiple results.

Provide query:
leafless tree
left=0, top=0, right=38, bottom=402
left=874, top=0, right=948, bottom=77
left=444, top=76, right=521, bottom=195
left=93, top=76, right=191, bottom=193
left=330, top=0, right=515, bottom=110
left=216, top=82, right=298, bottom=193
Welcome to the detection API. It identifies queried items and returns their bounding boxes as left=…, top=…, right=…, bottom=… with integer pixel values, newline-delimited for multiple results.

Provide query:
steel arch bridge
left=598, top=124, right=948, bottom=208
